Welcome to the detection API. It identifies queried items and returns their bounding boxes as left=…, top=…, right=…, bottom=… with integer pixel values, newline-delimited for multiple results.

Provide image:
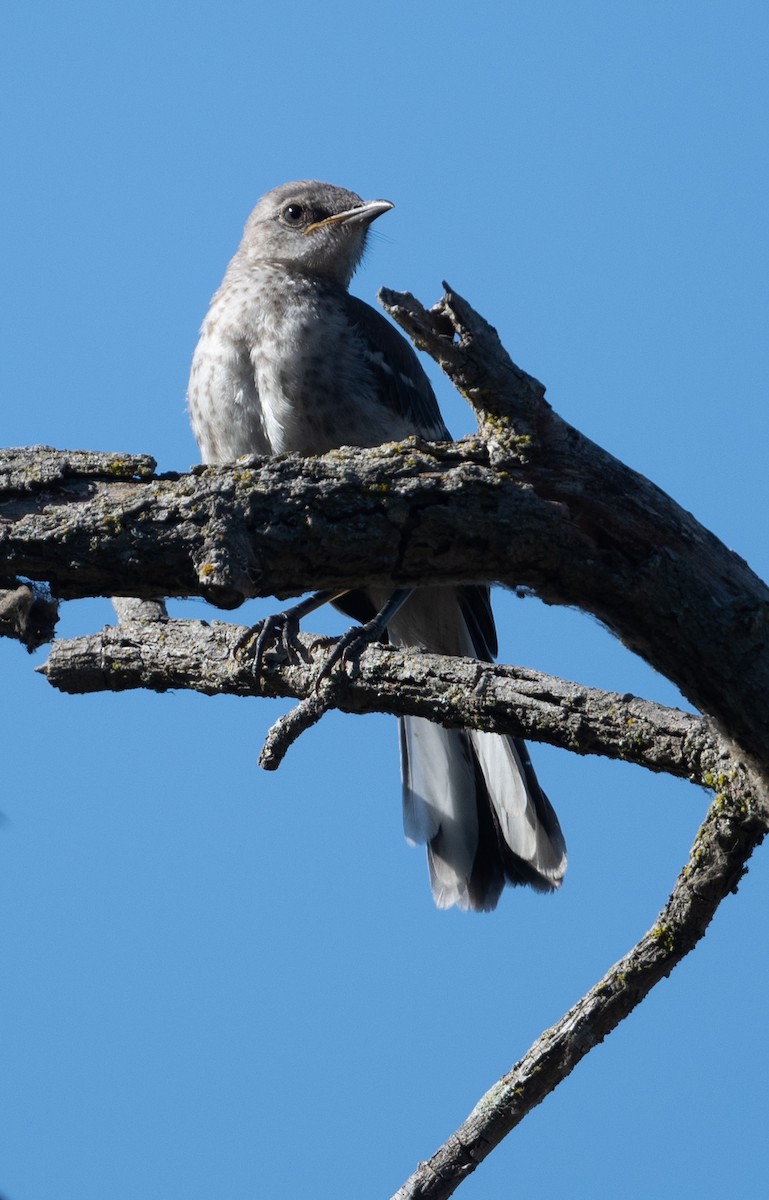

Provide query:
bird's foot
left=236, top=609, right=302, bottom=679
left=313, top=587, right=414, bottom=691
left=313, top=619, right=383, bottom=690
left=235, top=589, right=345, bottom=680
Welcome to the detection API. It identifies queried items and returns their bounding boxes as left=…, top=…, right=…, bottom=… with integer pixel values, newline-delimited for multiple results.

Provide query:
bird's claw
left=313, top=622, right=379, bottom=692
left=235, top=588, right=405, bottom=692
left=313, top=589, right=412, bottom=691
left=236, top=611, right=300, bottom=679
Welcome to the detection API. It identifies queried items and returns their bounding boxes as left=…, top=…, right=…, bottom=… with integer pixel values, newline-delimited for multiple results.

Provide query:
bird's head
left=237, top=180, right=394, bottom=287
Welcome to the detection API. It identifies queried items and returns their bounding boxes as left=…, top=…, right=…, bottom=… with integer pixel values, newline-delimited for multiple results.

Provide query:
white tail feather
left=401, top=716, right=478, bottom=908
left=386, top=585, right=567, bottom=909
left=470, top=729, right=567, bottom=884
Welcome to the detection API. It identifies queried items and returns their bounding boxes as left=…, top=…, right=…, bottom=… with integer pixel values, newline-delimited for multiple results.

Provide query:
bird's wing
left=342, top=295, right=499, bottom=660
left=459, top=585, right=499, bottom=661
left=343, top=294, right=449, bottom=439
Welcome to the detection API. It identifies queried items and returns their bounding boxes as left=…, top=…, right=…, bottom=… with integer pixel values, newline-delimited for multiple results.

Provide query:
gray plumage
left=188, top=180, right=567, bottom=910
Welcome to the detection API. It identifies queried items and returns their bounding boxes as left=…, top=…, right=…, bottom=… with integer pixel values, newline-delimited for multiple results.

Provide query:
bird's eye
left=282, top=204, right=305, bottom=224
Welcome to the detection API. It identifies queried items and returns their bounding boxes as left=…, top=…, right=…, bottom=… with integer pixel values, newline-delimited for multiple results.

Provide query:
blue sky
left=1, top=2, right=767, bottom=1197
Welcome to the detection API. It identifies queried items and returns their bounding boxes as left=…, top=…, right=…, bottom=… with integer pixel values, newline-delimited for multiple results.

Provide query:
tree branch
left=2, top=284, right=768, bottom=771
left=390, top=758, right=766, bottom=1200
left=3, top=286, right=768, bottom=1198
left=0, top=579, right=58, bottom=650
left=41, top=616, right=730, bottom=786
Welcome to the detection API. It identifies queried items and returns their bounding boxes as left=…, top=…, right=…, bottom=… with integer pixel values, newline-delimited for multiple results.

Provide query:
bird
left=187, top=180, right=567, bottom=910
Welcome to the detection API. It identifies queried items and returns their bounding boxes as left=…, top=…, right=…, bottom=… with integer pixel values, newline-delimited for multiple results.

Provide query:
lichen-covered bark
left=42, top=615, right=717, bottom=781
left=1, top=288, right=768, bottom=1200
left=390, top=751, right=763, bottom=1200
left=2, top=295, right=768, bottom=766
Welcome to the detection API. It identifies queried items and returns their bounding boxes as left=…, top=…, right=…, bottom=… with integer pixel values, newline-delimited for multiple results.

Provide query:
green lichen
left=650, top=923, right=676, bottom=954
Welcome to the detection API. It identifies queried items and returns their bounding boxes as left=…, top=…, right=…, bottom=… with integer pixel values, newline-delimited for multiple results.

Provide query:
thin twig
left=258, top=684, right=339, bottom=770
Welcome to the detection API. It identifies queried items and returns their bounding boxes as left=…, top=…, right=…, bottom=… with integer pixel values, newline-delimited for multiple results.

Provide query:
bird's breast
left=247, top=273, right=413, bottom=456
left=189, top=264, right=418, bottom=463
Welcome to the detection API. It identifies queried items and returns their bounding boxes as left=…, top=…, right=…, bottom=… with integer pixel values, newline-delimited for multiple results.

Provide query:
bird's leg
left=315, top=588, right=413, bottom=689
left=253, top=587, right=413, bottom=769
left=237, top=589, right=350, bottom=678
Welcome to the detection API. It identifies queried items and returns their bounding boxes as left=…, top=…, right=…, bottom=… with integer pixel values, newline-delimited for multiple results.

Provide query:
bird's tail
left=400, top=717, right=566, bottom=910
left=386, top=586, right=567, bottom=911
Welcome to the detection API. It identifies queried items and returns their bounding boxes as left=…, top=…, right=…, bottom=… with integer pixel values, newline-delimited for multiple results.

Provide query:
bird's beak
left=305, top=199, right=394, bottom=235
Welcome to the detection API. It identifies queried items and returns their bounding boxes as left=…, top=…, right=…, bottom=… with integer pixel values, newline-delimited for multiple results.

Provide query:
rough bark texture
left=1, top=287, right=767, bottom=1199
left=42, top=616, right=716, bottom=781
left=2, top=328, right=767, bottom=772
left=389, top=754, right=762, bottom=1200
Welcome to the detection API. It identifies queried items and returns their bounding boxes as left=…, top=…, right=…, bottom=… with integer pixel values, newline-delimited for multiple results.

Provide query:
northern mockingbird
left=188, top=180, right=567, bottom=910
